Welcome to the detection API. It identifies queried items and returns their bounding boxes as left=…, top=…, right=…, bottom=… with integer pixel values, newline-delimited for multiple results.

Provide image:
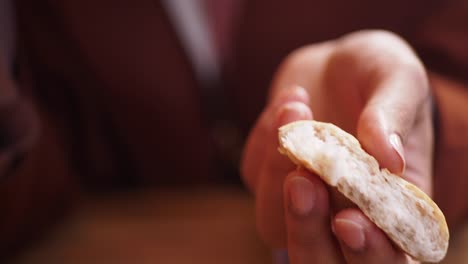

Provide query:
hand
left=241, top=30, right=433, bottom=263
left=0, top=56, right=38, bottom=176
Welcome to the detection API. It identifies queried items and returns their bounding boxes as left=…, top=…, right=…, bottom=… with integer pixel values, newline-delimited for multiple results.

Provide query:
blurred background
left=1, top=0, right=467, bottom=263
left=8, top=186, right=468, bottom=264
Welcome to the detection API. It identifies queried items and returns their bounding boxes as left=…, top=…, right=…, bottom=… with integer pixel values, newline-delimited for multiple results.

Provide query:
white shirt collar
left=161, top=0, right=220, bottom=84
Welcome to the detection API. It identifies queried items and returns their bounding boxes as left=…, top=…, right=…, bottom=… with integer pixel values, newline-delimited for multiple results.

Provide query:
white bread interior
left=278, top=120, right=449, bottom=263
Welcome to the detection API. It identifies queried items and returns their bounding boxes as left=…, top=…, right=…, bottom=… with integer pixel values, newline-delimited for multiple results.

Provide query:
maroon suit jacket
left=0, top=0, right=467, bottom=258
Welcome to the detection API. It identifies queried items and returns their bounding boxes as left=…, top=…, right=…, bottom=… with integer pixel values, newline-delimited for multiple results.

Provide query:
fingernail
left=289, top=86, right=309, bottom=103
left=334, top=218, right=366, bottom=251
left=287, top=176, right=316, bottom=216
left=331, top=221, right=337, bottom=235
left=389, top=133, right=405, bottom=174
left=276, top=102, right=312, bottom=126
left=271, top=86, right=309, bottom=107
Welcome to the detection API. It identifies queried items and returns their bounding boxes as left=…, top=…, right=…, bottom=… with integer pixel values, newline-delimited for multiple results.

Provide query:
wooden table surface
left=10, top=185, right=468, bottom=264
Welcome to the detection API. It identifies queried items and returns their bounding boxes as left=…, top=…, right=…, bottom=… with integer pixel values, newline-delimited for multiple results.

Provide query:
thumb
left=356, top=70, right=430, bottom=175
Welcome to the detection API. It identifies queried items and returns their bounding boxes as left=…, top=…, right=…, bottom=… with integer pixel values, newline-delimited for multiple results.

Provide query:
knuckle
left=272, top=42, right=335, bottom=90
left=396, top=62, right=430, bottom=98
left=339, top=29, right=409, bottom=51
left=336, top=30, right=423, bottom=70
left=332, top=30, right=430, bottom=100
left=280, top=46, right=319, bottom=74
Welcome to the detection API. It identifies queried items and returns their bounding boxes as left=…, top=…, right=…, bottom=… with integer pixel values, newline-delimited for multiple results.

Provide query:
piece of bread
left=278, top=120, right=449, bottom=263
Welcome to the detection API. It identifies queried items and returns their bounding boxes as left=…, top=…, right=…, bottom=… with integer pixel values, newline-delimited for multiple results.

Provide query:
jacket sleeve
left=0, top=2, right=79, bottom=257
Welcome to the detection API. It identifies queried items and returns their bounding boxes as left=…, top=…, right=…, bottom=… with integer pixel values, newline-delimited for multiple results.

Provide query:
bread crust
left=278, top=120, right=449, bottom=262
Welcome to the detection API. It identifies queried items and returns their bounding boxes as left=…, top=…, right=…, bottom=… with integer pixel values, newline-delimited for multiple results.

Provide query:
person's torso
left=15, top=0, right=463, bottom=189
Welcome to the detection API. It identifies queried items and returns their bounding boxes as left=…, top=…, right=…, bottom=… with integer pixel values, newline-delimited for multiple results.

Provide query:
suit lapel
left=23, top=0, right=214, bottom=183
